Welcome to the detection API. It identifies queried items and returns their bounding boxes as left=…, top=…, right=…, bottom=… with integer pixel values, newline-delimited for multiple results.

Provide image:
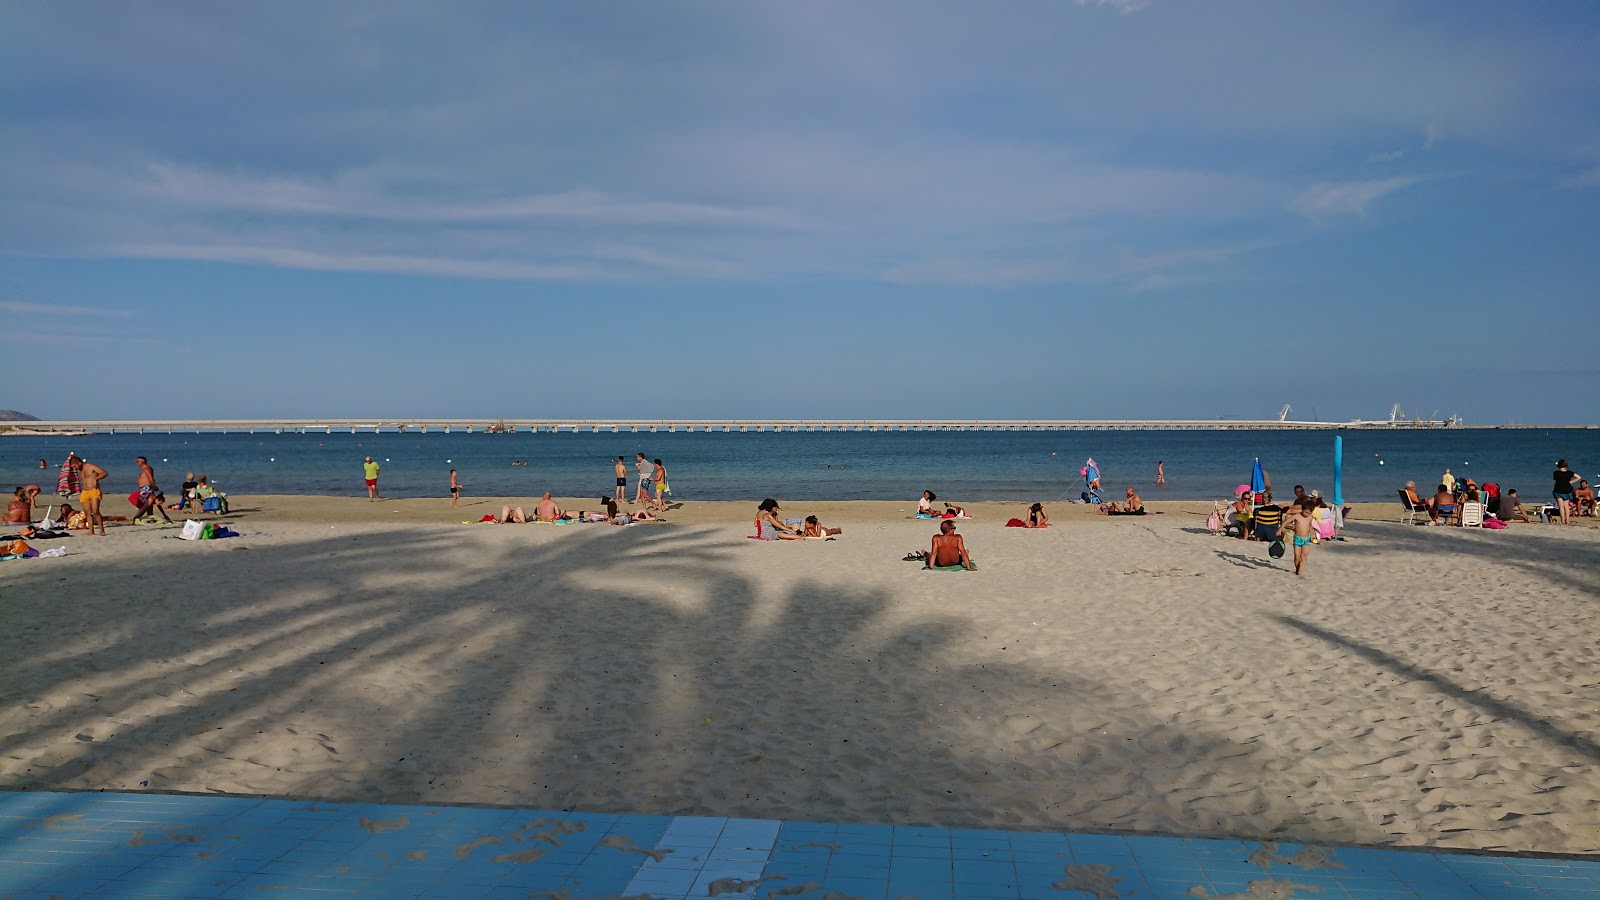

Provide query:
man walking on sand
left=79, top=458, right=109, bottom=535
left=449, top=469, right=461, bottom=507
left=132, top=456, right=172, bottom=523
left=614, top=456, right=627, bottom=502
left=363, top=456, right=381, bottom=501
left=634, top=452, right=654, bottom=506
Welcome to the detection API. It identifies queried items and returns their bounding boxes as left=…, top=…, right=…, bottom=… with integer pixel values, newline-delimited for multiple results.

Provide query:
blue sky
left=2, top=1, right=1597, bottom=423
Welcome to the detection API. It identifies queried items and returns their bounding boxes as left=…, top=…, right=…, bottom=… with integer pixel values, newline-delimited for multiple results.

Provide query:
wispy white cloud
left=1368, top=119, right=1441, bottom=163
left=139, top=165, right=813, bottom=230
left=1291, top=177, right=1419, bottom=217
left=109, top=244, right=604, bottom=281
left=1074, top=0, right=1151, bottom=12
left=881, top=239, right=1276, bottom=289
left=0, top=300, right=135, bottom=318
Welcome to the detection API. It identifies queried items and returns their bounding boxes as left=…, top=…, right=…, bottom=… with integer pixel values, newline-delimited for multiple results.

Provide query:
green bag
left=200, top=523, right=215, bottom=540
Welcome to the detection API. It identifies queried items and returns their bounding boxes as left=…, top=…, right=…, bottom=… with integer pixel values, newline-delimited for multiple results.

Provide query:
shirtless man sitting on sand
left=926, top=519, right=975, bottom=570
left=534, top=492, right=568, bottom=522
left=80, top=459, right=109, bottom=535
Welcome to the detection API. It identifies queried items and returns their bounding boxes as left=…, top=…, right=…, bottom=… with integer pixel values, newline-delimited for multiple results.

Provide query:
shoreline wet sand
left=2, top=496, right=1596, bottom=855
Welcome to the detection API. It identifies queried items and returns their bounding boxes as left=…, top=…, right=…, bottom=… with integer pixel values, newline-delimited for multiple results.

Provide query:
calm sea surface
left=4, top=429, right=1595, bottom=504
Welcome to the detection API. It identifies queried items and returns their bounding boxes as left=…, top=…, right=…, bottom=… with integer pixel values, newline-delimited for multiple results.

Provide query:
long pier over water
left=7, top=418, right=1592, bottom=435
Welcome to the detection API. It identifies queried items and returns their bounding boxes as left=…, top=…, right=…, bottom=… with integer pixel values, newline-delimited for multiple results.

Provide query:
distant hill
left=0, top=410, right=41, bottom=421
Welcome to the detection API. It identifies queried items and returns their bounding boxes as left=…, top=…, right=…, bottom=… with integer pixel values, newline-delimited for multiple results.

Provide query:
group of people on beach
left=7, top=453, right=225, bottom=536
left=752, top=498, right=844, bottom=541
left=1404, top=459, right=1590, bottom=527
left=493, top=492, right=660, bottom=526
left=424, top=452, right=674, bottom=513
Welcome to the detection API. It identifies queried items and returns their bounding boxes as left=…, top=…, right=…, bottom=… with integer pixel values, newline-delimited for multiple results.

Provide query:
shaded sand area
left=2, top=497, right=1597, bottom=855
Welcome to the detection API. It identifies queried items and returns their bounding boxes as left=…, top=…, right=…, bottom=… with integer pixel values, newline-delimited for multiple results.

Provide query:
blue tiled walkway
left=2, top=791, right=1597, bottom=899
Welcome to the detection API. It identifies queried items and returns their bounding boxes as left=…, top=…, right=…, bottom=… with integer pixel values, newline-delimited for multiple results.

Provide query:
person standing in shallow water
left=614, top=456, right=627, bottom=503
left=1156, top=460, right=1166, bottom=485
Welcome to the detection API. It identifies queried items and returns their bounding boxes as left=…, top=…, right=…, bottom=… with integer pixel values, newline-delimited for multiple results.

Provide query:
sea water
left=3, top=429, right=1594, bottom=504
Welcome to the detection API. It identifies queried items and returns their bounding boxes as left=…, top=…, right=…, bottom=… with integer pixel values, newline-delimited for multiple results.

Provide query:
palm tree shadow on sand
left=5, top=523, right=1317, bottom=841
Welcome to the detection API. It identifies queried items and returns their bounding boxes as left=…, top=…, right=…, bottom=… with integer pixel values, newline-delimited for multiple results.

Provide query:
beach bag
left=179, top=519, right=205, bottom=541
left=203, top=497, right=221, bottom=512
left=1206, top=511, right=1221, bottom=532
left=1268, top=539, right=1286, bottom=559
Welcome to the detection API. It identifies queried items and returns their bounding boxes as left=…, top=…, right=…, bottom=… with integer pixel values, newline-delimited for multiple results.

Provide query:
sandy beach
left=2, top=496, right=1596, bottom=856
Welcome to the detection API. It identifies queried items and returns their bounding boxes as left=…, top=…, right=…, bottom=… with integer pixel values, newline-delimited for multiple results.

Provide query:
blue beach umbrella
left=1249, top=457, right=1266, bottom=495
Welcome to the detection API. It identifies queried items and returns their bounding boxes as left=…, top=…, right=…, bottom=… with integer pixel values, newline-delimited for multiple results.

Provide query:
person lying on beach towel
left=925, top=519, right=975, bottom=570
left=942, top=503, right=972, bottom=519
left=802, top=515, right=842, bottom=538
left=497, top=505, right=529, bottom=523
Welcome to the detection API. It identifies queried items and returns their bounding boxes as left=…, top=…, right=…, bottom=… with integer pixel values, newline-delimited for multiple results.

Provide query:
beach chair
left=1459, top=501, right=1484, bottom=528
left=1398, top=490, right=1429, bottom=526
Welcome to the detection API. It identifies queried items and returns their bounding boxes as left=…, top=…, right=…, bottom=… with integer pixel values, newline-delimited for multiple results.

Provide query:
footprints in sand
left=1121, top=566, right=1203, bottom=578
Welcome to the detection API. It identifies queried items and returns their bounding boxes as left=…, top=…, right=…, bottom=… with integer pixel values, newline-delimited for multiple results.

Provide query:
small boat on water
left=484, top=418, right=517, bottom=434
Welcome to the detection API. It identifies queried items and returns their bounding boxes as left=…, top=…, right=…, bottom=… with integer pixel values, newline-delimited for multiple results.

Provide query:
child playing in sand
left=1283, top=498, right=1318, bottom=576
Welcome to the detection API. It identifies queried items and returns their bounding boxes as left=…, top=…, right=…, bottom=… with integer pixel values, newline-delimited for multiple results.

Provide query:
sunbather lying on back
left=498, top=505, right=529, bottom=523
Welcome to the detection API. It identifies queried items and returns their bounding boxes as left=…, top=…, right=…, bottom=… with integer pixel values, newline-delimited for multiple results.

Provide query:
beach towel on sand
left=927, top=563, right=972, bottom=571
left=1006, top=517, right=1027, bottom=527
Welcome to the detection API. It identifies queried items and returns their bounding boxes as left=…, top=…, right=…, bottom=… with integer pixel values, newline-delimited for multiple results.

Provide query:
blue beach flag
left=1333, top=435, right=1344, bottom=508
left=1250, top=457, right=1266, bottom=494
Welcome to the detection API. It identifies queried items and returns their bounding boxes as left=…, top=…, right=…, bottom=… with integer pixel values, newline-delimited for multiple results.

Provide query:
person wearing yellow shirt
left=363, top=456, right=381, bottom=502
